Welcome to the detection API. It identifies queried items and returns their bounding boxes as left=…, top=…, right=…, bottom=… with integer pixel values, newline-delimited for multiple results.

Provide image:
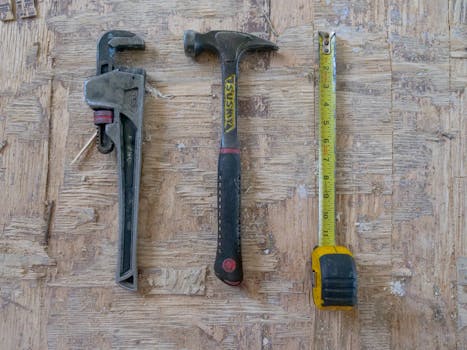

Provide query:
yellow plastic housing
left=312, top=246, right=357, bottom=310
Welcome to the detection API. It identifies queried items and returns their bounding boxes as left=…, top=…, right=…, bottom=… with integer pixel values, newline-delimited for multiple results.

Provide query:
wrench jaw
left=96, top=30, right=145, bottom=74
left=85, top=36, right=146, bottom=291
left=94, top=31, right=145, bottom=155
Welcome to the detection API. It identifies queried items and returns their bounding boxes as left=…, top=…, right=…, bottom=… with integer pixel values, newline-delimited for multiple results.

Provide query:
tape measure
left=312, top=32, right=357, bottom=310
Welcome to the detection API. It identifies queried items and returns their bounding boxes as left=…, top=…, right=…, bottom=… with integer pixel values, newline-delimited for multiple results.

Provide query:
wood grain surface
left=0, top=0, right=465, bottom=349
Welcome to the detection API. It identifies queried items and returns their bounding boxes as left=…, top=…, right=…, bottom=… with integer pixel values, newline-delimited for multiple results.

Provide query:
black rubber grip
left=214, top=152, right=243, bottom=285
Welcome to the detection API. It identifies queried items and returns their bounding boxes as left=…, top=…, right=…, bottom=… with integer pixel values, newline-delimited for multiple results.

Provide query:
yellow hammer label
left=224, top=74, right=236, bottom=133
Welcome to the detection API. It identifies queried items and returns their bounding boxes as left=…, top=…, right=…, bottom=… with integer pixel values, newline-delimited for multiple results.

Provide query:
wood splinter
left=70, top=133, right=97, bottom=165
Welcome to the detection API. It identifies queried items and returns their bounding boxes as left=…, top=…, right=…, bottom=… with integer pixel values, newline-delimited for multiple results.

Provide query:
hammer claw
left=184, top=30, right=278, bottom=61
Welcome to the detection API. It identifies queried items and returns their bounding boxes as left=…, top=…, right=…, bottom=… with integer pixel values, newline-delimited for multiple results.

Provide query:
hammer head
left=97, top=30, right=145, bottom=75
left=184, top=30, right=278, bottom=62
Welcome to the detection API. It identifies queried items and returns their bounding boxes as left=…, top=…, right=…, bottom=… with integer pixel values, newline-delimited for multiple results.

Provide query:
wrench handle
left=85, top=70, right=145, bottom=292
left=214, top=150, right=243, bottom=285
left=114, top=114, right=140, bottom=291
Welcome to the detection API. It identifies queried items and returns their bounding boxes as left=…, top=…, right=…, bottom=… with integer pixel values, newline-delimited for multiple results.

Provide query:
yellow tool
left=312, top=32, right=357, bottom=310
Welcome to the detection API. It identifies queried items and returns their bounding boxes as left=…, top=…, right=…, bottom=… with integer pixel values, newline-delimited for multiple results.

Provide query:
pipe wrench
left=84, top=30, right=145, bottom=291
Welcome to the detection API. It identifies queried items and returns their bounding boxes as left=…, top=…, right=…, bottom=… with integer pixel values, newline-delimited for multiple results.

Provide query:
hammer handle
left=214, top=150, right=243, bottom=285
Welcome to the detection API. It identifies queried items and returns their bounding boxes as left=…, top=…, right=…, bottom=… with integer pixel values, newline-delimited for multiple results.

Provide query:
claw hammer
left=184, top=30, right=278, bottom=285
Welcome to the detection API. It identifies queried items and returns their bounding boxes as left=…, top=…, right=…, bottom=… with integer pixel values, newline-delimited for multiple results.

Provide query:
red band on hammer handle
left=220, top=148, right=240, bottom=154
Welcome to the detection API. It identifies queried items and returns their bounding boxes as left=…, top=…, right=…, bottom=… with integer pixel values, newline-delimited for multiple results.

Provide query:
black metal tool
left=184, top=30, right=278, bottom=286
left=84, top=30, right=145, bottom=291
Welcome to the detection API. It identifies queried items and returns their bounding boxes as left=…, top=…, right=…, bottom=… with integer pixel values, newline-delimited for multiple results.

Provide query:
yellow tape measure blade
left=318, top=31, right=336, bottom=247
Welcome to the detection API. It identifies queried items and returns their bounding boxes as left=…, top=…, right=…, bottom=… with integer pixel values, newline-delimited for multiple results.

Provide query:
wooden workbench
left=0, top=0, right=465, bottom=349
